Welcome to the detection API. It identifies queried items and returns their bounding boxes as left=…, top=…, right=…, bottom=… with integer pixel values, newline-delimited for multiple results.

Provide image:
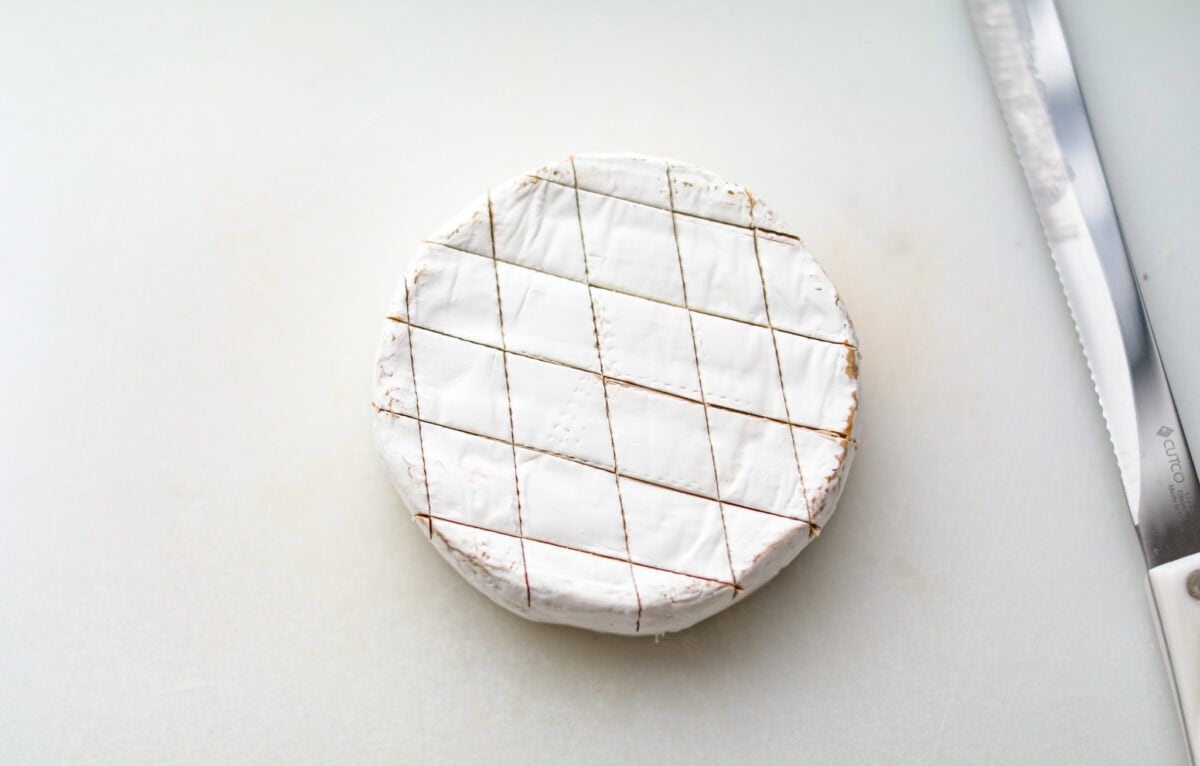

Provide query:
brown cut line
left=665, top=161, right=738, bottom=597
left=568, top=155, right=644, bottom=629
left=486, top=191, right=533, bottom=608
left=532, top=170, right=804, bottom=243
left=419, top=239, right=855, bottom=352
left=372, top=403, right=827, bottom=529
left=386, top=315, right=851, bottom=441
left=421, top=513, right=746, bottom=593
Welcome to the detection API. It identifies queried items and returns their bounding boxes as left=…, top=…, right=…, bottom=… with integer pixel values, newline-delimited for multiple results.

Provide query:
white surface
left=1, top=0, right=1197, bottom=762
left=374, top=155, right=856, bottom=634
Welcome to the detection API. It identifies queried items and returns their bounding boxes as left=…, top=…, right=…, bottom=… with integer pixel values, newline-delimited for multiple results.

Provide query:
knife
left=967, top=0, right=1200, bottom=759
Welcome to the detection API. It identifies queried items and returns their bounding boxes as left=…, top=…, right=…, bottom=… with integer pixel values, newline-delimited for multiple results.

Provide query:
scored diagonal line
left=401, top=280, right=434, bottom=536
left=422, top=239, right=854, bottom=351
left=749, top=195, right=814, bottom=532
left=666, top=163, right=739, bottom=598
left=570, top=155, right=644, bottom=631
left=417, top=513, right=739, bottom=589
left=373, top=404, right=819, bottom=529
left=532, top=172, right=802, bottom=243
left=386, top=315, right=849, bottom=440
left=487, top=191, right=532, bottom=607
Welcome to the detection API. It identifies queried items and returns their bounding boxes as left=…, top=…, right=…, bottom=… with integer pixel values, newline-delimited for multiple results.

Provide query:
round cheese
left=374, top=154, right=859, bottom=635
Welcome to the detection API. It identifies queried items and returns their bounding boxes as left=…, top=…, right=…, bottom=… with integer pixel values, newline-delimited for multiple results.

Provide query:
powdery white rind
left=375, top=154, right=859, bottom=635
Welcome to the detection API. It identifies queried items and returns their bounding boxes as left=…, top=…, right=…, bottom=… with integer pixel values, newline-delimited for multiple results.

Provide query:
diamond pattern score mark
left=374, top=154, right=859, bottom=635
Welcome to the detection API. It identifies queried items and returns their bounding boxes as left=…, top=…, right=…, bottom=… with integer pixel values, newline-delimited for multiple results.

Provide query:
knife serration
left=967, top=0, right=1200, bottom=568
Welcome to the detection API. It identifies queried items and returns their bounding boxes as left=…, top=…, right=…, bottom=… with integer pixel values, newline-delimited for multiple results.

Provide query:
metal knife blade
left=968, top=0, right=1200, bottom=758
left=968, top=0, right=1200, bottom=567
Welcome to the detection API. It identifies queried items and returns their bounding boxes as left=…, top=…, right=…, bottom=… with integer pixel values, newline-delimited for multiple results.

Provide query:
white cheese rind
left=375, top=154, right=859, bottom=635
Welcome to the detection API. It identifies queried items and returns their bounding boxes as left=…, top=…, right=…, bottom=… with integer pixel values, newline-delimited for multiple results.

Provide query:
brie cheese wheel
left=374, top=154, right=858, bottom=635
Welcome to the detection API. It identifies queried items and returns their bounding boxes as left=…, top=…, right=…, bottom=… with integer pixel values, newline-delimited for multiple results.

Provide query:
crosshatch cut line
left=372, top=404, right=826, bottom=530
left=665, top=162, right=738, bottom=596
left=569, top=155, right=644, bottom=630
left=401, top=280, right=434, bottom=537
left=386, top=315, right=850, bottom=440
left=531, top=171, right=803, bottom=243
left=421, top=239, right=855, bottom=351
left=751, top=211, right=813, bottom=530
left=421, top=513, right=743, bottom=591
left=486, top=191, right=533, bottom=607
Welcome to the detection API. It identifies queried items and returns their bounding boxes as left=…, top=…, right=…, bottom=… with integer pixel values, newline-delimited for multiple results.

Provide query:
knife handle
left=1148, top=552, right=1200, bottom=764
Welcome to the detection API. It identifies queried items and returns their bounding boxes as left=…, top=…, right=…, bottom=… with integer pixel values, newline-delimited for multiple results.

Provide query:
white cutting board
left=2, top=1, right=1197, bottom=763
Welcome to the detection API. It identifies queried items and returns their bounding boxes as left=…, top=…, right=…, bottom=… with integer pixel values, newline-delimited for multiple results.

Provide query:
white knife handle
left=1148, top=552, right=1200, bottom=764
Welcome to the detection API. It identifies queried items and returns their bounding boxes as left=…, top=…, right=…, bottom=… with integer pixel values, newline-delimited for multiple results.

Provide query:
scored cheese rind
left=375, top=154, right=859, bottom=635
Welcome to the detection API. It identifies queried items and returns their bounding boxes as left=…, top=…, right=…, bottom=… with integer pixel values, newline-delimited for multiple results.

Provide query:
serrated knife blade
left=968, top=0, right=1200, bottom=759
